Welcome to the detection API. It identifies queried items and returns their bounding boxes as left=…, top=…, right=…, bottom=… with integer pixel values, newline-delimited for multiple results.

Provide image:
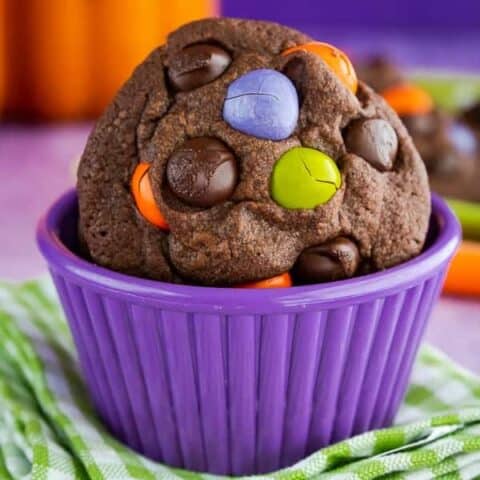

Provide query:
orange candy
left=381, top=83, right=434, bottom=116
left=443, top=241, right=480, bottom=297
left=238, top=272, right=293, bottom=289
left=282, top=41, right=358, bottom=94
left=131, top=162, right=169, bottom=230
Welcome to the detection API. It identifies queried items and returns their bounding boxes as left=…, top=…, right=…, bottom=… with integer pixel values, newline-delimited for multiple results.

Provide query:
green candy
left=411, top=73, right=480, bottom=113
left=271, top=147, right=341, bottom=209
left=447, top=198, right=480, bottom=241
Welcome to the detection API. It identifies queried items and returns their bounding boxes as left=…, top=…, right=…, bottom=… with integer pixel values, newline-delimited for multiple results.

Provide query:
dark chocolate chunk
left=292, top=237, right=360, bottom=284
left=462, top=101, right=480, bottom=129
left=345, top=118, right=398, bottom=171
left=167, top=43, right=231, bottom=91
left=166, top=137, right=238, bottom=207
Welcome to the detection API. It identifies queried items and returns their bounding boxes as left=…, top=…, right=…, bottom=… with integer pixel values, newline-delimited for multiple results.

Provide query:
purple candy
left=448, top=121, right=477, bottom=155
left=223, top=69, right=299, bottom=141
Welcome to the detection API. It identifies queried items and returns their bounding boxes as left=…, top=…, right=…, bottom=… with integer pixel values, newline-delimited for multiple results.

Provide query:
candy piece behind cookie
left=282, top=42, right=358, bottom=94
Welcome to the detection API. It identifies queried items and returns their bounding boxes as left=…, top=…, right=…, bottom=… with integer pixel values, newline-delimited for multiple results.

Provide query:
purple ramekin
left=37, top=189, right=460, bottom=476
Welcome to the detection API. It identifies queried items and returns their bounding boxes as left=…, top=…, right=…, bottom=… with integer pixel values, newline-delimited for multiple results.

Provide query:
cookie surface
left=78, top=18, right=431, bottom=285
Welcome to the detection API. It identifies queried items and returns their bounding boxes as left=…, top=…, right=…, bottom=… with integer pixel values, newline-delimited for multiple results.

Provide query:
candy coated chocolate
left=345, top=118, right=398, bottom=171
left=293, top=237, right=360, bottom=283
left=223, top=69, right=299, bottom=140
left=167, top=43, right=231, bottom=91
left=282, top=42, right=358, bottom=94
left=131, top=163, right=169, bottom=230
left=382, top=83, right=433, bottom=116
left=166, top=137, right=238, bottom=208
left=448, top=122, right=477, bottom=156
left=271, top=147, right=341, bottom=209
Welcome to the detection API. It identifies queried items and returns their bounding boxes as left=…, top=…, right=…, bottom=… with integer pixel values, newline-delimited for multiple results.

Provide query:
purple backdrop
left=223, top=0, right=480, bottom=29
left=222, top=0, right=480, bottom=71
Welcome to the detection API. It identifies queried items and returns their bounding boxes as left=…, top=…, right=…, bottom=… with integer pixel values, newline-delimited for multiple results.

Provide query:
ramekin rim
left=36, top=189, right=461, bottom=312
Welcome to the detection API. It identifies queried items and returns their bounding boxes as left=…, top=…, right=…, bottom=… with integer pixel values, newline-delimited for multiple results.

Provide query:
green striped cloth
left=1, top=279, right=480, bottom=480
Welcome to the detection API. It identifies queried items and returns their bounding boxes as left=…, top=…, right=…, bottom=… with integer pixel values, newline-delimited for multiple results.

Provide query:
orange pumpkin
left=1, top=0, right=217, bottom=120
left=89, top=0, right=169, bottom=116
left=131, top=162, right=170, bottom=231
left=29, top=0, right=91, bottom=120
left=169, top=0, right=215, bottom=30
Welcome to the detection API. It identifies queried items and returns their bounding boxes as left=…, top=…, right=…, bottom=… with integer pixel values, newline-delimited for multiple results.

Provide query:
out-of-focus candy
left=131, top=162, right=169, bottom=230
left=282, top=42, right=358, bottom=94
left=167, top=43, right=231, bottom=92
left=237, top=272, right=292, bottom=288
left=382, top=83, right=434, bottom=116
left=448, top=122, right=478, bottom=156
left=223, top=69, right=299, bottom=141
left=271, top=147, right=341, bottom=209
left=345, top=118, right=398, bottom=171
left=447, top=199, right=480, bottom=242
left=443, top=240, right=480, bottom=296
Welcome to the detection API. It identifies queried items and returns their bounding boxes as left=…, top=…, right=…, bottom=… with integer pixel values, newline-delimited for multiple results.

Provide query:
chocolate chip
left=345, top=118, right=398, bottom=171
left=292, top=237, right=360, bottom=284
left=166, top=137, right=238, bottom=208
left=167, top=43, right=231, bottom=92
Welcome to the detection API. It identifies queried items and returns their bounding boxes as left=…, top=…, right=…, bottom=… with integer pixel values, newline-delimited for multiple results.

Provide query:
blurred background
left=0, top=0, right=216, bottom=121
left=0, top=0, right=479, bottom=121
left=0, top=0, right=479, bottom=369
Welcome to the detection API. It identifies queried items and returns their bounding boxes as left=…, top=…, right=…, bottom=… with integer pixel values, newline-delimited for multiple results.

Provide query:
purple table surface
left=1, top=123, right=480, bottom=375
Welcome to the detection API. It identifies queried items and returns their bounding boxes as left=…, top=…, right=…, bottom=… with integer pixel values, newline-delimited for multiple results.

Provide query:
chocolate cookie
left=461, top=101, right=480, bottom=132
left=78, top=18, right=430, bottom=285
left=356, top=56, right=480, bottom=203
left=402, top=110, right=479, bottom=202
left=354, top=55, right=405, bottom=93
